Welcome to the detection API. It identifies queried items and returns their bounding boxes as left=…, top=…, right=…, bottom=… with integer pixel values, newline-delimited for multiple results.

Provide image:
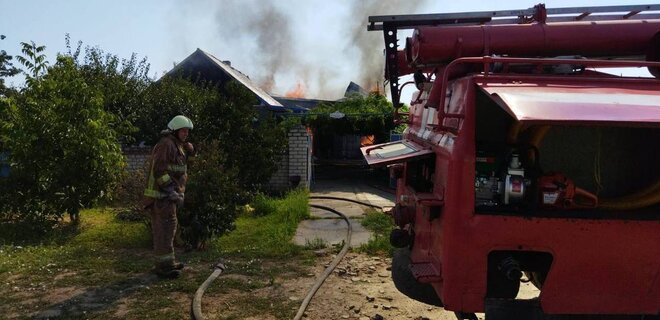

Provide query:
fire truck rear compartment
left=474, top=90, right=660, bottom=218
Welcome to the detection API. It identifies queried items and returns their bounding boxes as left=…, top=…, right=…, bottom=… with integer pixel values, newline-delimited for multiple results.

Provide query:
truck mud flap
left=391, top=248, right=443, bottom=307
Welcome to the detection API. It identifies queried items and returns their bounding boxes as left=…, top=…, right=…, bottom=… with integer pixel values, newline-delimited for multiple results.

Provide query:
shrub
left=178, top=140, right=243, bottom=249
left=0, top=52, right=124, bottom=225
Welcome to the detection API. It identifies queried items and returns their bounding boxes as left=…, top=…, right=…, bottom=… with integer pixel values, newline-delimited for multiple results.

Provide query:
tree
left=0, top=54, right=124, bottom=224
left=193, top=82, right=287, bottom=194
left=15, top=41, right=48, bottom=84
left=137, top=77, right=287, bottom=197
left=134, top=75, right=216, bottom=145
left=0, top=35, right=21, bottom=96
left=65, top=36, right=151, bottom=145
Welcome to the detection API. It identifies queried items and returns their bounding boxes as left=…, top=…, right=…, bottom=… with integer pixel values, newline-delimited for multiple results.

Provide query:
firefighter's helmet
left=167, top=115, right=194, bottom=131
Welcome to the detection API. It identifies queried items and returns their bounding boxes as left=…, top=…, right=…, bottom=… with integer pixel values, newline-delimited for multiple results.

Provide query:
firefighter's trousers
left=149, top=199, right=178, bottom=268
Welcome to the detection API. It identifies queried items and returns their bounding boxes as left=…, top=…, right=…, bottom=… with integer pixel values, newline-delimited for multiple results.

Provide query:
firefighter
left=143, top=115, right=195, bottom=279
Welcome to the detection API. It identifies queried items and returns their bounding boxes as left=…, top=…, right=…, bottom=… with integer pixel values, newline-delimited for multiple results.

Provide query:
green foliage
left=1, top=38, right=287, bottom=244
left=194, top=81, right=287, bottom=193
left=358, top=209, right=395, bottom=256
left=361, top=209, right=394, bottom=234
left=0, top=207, right=308, bottom=319
left=65, top=36, right=151, bottom=144
left=136, top=78, right=288, bottom=249
left=0, top=209, right=149, bottom=281
left=134, top=75, right=217, bottom=145
left=178, top=140, right=242, bottom=249
left=304, top=93, right=396, bottom=140
left=214, top=188, right=309, bottom=258
left=307, top=94, right=394, bottom=135
left=251, top=193, right=278, bottom=217
left=15, top=41, right=48, bottom=84
left=110, top=165, right=149, bottom=222
left=304, top=237, right=328, bottom=250
left=0, top=35, right=20, bottom=96
left=0, top=54, right=125, bottom=225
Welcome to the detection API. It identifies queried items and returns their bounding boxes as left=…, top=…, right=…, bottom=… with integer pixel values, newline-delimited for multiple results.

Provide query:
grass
left=214, top=188, right=310, bottom=259
left=357, top=208, right=396, bottom=256
left=303, top=237, right=328, bottom=250
left=0, top=188, right=314, bottom=319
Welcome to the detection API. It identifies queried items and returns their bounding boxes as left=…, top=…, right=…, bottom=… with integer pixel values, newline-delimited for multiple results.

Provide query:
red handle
left=573, top=187, right=599, bottom=208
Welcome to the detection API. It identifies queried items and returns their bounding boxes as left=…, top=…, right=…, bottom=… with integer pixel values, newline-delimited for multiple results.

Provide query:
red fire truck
left=362, top=4, right=660, bottom=320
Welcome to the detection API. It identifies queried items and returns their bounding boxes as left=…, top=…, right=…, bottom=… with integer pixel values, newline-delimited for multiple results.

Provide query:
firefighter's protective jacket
left=143, top=133, right=190, bottom=207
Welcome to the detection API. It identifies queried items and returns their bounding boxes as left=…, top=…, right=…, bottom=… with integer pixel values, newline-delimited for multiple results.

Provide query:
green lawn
left=0, top=189, right=312, bottom=319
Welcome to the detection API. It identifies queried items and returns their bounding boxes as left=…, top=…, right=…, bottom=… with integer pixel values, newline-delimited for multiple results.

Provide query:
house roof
left=272, top=96, right=335, bottom=113
left=167, top=49, right=285, bottom=111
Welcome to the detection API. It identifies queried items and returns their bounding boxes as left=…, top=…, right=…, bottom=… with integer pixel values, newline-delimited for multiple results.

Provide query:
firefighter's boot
left=153, top=259, right=182, bottom=279
left=153, top=253, right=183, bottom=279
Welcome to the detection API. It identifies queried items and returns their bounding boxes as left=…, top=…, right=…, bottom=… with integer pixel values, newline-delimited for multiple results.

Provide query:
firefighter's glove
left=184, top=142, right=196, bottom=157
left=163, top=184, right=183, bottom=206
left=176, top=193, right=185, bottom=208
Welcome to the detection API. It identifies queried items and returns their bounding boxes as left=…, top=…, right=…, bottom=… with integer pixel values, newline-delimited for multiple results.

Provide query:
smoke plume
left=176, top=0, right=430, bottom=99
left=346, top=0, right=430, bottom=91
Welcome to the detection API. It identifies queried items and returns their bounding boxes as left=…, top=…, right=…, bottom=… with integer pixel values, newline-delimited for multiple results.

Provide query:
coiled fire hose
left=191, top=196, right=384, bottom=320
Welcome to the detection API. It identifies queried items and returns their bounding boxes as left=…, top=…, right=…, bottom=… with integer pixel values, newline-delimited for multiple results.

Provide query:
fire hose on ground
left=191, top=196, right=385, bottom=320
left=191, top=261, right=226, bottom=320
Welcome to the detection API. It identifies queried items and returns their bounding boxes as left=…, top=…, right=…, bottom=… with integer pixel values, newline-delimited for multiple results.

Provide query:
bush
left=178, top=140, right=243, bottom=249
left=0, top=53, right=124, bottom=225
left=193, top=82, right=287, bottom=195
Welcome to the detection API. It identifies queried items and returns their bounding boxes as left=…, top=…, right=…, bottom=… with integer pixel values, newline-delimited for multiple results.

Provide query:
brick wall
left=123, top=146, right=151, bottom=172
left=123, top=126, right=312, bottom=192
left=287, top=125, right=312, bottom=189
left=267, top=152, right=289, bottom=191
left=268, top=125, right=312, bottom=191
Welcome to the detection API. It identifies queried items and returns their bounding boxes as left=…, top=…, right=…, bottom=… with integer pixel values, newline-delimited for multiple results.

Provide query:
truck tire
left=391, top=248, right=443, bottom=306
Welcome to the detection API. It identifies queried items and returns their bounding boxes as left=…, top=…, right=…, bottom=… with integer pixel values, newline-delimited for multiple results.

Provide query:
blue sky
left=1, top=0, right=657, bottom=101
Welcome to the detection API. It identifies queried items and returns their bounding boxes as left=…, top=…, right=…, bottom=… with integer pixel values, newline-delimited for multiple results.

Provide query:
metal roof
left=168, top=49, right=284, bottom=109
left=479, top=82, right=660, bottom=125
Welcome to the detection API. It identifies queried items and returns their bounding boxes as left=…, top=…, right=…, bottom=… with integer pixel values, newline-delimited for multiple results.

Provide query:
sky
left=1, top=0, right=657, bottom=103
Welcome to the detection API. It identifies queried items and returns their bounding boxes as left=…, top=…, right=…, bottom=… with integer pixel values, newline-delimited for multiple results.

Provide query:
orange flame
left=369, top=81, right=383, bottom=95
left=285, top=82, right=306, bottom=98
left=361, top=135, right=375, bottom=147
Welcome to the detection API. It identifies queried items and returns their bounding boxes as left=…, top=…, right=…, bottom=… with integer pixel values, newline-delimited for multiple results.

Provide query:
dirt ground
left=203, top=251, right=487, bottom=320
left=291, top=252, right=463, bottom=320
left=12, top=250, right=540, bottom=319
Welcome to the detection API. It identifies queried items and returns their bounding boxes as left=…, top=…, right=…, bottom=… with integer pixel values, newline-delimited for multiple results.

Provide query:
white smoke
left=171, top=0, right=430, bottom=99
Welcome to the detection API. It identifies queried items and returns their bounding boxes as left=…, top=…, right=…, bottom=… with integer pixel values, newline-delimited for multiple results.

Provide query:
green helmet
left=167, top=115, right=194, bottom=131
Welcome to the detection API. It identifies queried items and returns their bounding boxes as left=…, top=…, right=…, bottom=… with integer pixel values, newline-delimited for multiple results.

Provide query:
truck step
left=409, top=262, right=442, bottom=283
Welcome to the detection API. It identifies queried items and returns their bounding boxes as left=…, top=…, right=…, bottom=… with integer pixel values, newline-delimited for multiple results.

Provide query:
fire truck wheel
left=391, top=248, right=443, bottom=307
